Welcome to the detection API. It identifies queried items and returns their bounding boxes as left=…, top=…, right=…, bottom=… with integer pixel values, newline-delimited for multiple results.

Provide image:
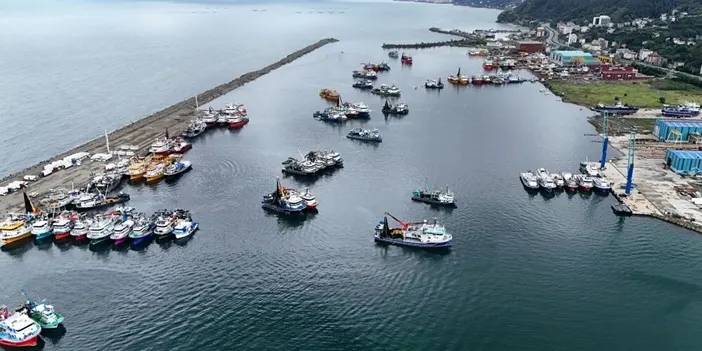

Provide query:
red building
left=600, top=64, right=638, bottom=80
left=517, top=41, right=545, bottom=54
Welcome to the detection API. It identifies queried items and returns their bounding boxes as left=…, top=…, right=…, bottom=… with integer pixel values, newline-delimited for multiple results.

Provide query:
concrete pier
left=0, top=38, right=338, bottom=214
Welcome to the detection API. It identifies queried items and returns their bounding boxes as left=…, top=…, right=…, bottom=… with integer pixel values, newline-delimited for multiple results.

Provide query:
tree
left=660, top=96, right=667, bottom=104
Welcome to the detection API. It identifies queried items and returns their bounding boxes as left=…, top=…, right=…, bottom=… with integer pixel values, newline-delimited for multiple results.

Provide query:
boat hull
left=410, top=196, right=456, bottom=207
left=53, top=231, right=71, bottom=242
left=261, top=203, right=306, bottom=216
left=0, top=335, right=39, bottom=347
left=374, top=236, right=451, bottom=249
left=228, top=119, right=249, bottom=129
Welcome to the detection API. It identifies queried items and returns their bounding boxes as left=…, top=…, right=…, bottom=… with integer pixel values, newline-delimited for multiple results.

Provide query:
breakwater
left=382, top=38, right=485, bottom=49
left=0, top=38, right=338, bottom=213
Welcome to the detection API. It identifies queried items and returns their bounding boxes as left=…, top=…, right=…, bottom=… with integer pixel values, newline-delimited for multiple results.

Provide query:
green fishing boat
left=22, top=299, right=64, bottom=329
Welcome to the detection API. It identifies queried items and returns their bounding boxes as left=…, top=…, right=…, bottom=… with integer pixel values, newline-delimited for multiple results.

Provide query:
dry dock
left=0, top=38, right=338, bottom=214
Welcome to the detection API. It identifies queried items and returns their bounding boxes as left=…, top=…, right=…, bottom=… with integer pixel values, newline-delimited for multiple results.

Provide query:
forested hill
left=497, top=0, right=702, bottom=23
left=453, top=0, right=522, bottom=9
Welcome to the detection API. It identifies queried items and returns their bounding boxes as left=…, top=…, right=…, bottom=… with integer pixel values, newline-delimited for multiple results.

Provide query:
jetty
left=0, top=38, right=338, bottom=214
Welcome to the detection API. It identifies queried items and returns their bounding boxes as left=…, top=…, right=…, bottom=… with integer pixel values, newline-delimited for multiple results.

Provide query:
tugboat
left=662, top=103, right=700, bottom=117
left=129, top=214, right=154, bottom=247
left=319, top=88, right=340, bottom=102
left=347, top=128, right=382, bottom=143
left=382, top=101, right=409, bottom=115
left=592, top=101, right=639, bottom=115
left=261, top=179, right=308, bottom=216
left=411, top=185, right=456, bottom=207
left=374, top=213, right=452, bottom=249
left=30, top=219, right=53, bottom=241
left=425, top=78, right=444, bottom=89
left=0, top=307, right=41, bottom=347
left=20, top=295, right=64, bottom=329
left=447, top=68, right=469, bottom=85
left=519, top=171, right=540, bottom=191
left=352, top=80, right=374, bottom=90
left=388, top=50, right=399, bottom=59
left=400, top=53, right=413, bottom=65
left=164, top=160, right=192, bottom=180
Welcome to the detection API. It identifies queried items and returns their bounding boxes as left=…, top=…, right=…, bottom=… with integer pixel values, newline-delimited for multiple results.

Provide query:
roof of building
left=667, top=150, right=702, bottom=159
left=658, top=119, right=702, bottom=127
left=551, top=50, right=594, bottom=57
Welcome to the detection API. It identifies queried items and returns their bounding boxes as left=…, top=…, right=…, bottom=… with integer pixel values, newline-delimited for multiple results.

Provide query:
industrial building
left=516, top=41, right=545, bottom=53
left=654, top=119, right=702, bottom=142
left=600, top=65, right=638, bottom=80
left=665, top=150, right=702, bottom=175
left=549, top=50, right=598, bottom=66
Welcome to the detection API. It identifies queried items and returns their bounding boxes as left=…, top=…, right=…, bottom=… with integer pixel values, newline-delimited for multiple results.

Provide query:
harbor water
left=2, top=1, right=702, bottom=350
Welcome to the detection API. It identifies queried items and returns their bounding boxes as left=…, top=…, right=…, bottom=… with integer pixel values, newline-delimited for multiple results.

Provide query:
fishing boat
left=562, top=172, right=578, bottom=192
left=170, top=138, right=192, bottom=154
left=374, top=213, right=452, bottom=249
left=447, top=68, right=469, bottom=85
left=299, top=189, right=318, bottom=211
left=371, top=84, right=401, bottom=97
left=552, top=173, right=565, bottom=188
left=30, top=220, right=53, bottom=240
left=145, top=162, right=167, bottom=183
left=425, top=78, right=444, bottom=89
left=0, top=307, right=41, bottom=347
left=592, top=177, right=611, bottom=194
left=352, top=80, right=374, bottom=90
left=173, top=217, right=199, bottom=241
left=363, top=62, right=390, bottom=72
left=181, top=119, right=207, bottom=138
left=127, top=157, right=149, bottom=182
left=352, top=70, right=378, bottom=80
left=262, top=179, right=308, bottom=215
left=319, top=88, right=340, bottom=102
left=662, top=103, right=701, bottom=117
left=592, top=102, right=639, bottom=115
left=87, top=215, right=115, bottom=246
left=471, top=75, right=485, bottom=85
left=388, top=50, right=399, bottom=59
left=411, top=186, right=456, bottom=207
left=400, top=53, right=413, bottom=65
left=579, top=161, right=600, bottom=177
left=482, top=59, right=495, bottom=70
left=381, top=101, right=409, bottom=115
left=536, top=168, right=556, bottom=192
left=519, top=171, right=540, bottom=191
left=110, top=218, right=134, bottom=246
left=346, top=128, right=382, bottom=142
left=148, top=138, right=172, bottom=155
left=20, top=297, right=64, bottom=329
left=164, top=160, right=192, bottom=179
left=228, top=116, right=249, bottom=129
left=128, top=214, right=154, bottom=247
left=153, top=212, right=176, bottom=239
left=74, top=193, right=130, bottom=211
left=51, top=216, right=74, bottom=242
left=576, top=175, right=594, bottom=192
left=0, top=222, right=32, bottom=249
left=70, top=217, right=90, bottom=243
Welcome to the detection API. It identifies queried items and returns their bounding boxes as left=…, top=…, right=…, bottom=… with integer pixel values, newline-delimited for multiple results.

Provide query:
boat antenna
left=104, top=130, right=110, bottom=154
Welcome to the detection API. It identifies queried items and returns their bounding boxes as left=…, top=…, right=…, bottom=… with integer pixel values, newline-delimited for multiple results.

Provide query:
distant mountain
left=497, top=0, right=702, bottom=23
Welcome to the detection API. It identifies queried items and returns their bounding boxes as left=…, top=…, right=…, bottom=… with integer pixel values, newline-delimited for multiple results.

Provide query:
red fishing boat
left=401, top=53, right=413, bottom=65
left=228, top=116, right=249, bottom=129
left=482, top=59, right=495, bottom=70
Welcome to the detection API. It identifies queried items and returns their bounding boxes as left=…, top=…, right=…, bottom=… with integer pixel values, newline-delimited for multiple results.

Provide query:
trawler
left=382, top=101, right=409, bottom=115
left=374, top=213, right=452, bottom=249
left=262, top=179, right=309, bottom=215
left=411, top=185, right=456, bottom=207
left=347, top=128, right=382, bottom=143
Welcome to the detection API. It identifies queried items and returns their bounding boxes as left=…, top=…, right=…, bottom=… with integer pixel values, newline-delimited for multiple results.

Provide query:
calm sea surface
left=2, top=1, right=702, bottom=350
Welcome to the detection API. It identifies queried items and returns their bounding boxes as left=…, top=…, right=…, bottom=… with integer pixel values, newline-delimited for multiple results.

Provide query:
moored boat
left=374, top=213, right=452, bottom=249
left=70, top=218, right=90, bottom=243
left=662, top=102, right=700, bottom=118
left=400, top=53, right=412, bottom=65
left=0, top=308, right=41, bottom=347
left=520, top=171, right=539, bottom=191
left=87, top=215, right=115, bottom=247
left=425, top=78, right=444, bottom=89
left=299, top=188, right=318, bottom=211
left=110, top=218, right=134, bottom=246
left=30, top=220, right=53, bottom=241
left=592, top=101, right=639, bottom=115
left=352, top=80, right=374, bottom=90
left=129, top=214, right=154, bottom=247
left=173, top=216, right=199, bottom=241
left=164, top=160, right=192, bottom=179
left=447, top=68, right=469, bottom=85
left=347, top=128, right=382, bottom=143
left=411, top=186, right=456, bottom=207
left=536, top=168, right=556, bottom=192
left=21, top=297, right=64, bottom=329
left=51, top=216, right=74, bottom=242
left=592, top=177, right=611, bottom=194
left=388, top=50, right=399, bottom=59
left=153, top=211, right=176, bottom=239
left=0, top=222, right=32, bottom=249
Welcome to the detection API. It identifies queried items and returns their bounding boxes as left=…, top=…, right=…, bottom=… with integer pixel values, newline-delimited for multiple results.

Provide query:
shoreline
left=0, top=38, right=338, bottom=213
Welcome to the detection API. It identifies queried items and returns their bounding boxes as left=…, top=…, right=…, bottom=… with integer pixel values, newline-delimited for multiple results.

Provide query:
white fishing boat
left=519, top=171, right=539, bottom=190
